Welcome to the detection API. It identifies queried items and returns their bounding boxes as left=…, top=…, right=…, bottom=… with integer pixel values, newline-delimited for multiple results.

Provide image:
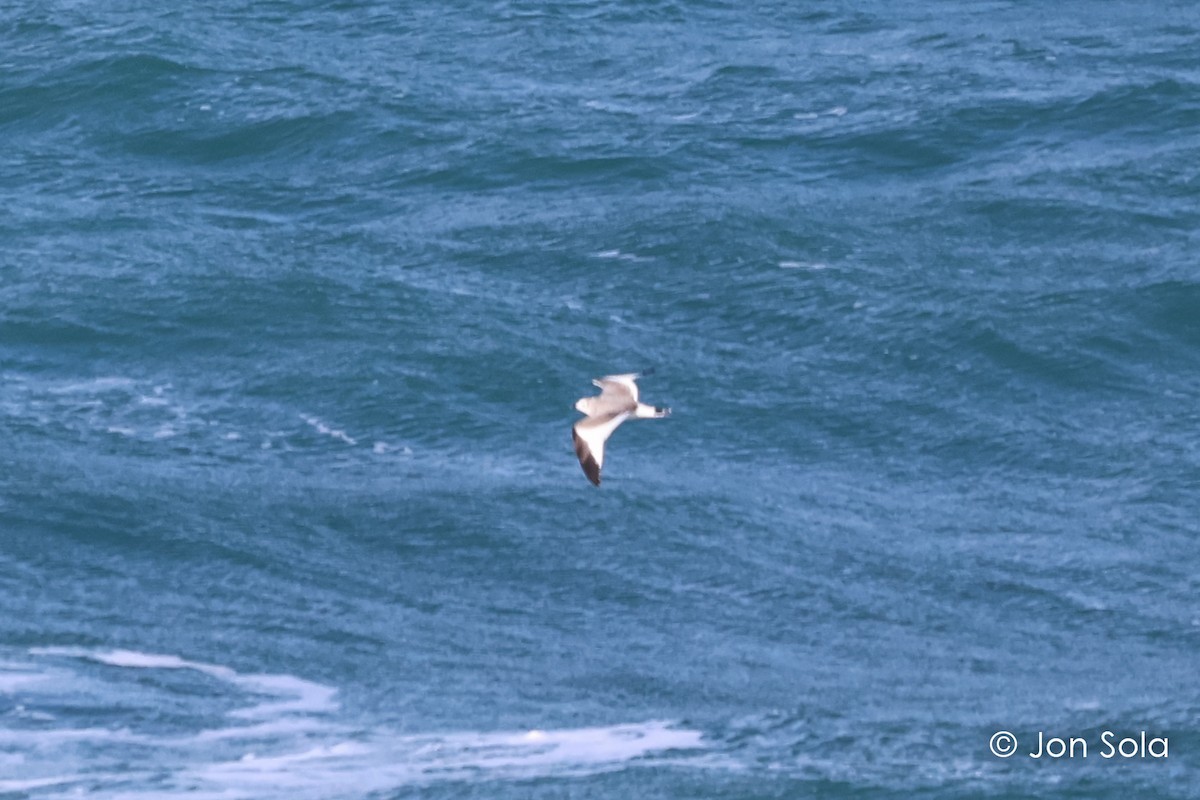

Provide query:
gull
left=572, top=371, right=670, bottom=486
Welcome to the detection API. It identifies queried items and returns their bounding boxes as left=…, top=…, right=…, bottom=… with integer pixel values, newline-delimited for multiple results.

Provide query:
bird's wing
left=593, top=373, right=640, bottom=404
left=572, top=411, right=630, bottom=486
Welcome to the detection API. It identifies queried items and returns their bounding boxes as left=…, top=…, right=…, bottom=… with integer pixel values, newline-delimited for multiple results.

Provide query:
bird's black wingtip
left=572, top=426, right=602, bottom=486
left=581, top=455, right=601, bottom=486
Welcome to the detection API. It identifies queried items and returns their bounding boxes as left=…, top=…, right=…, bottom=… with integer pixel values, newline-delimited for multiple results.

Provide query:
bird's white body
left=572, top=372, right=670, bottom=486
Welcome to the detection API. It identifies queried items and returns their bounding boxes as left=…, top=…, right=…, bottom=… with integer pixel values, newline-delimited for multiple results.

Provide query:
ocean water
left=2, top=1, right=1199, bottom=797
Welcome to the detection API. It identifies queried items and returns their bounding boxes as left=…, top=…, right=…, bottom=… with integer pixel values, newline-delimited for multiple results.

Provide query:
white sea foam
left=230, top=673, right=338, bottom=718
left=583, top=99, right=637, bottom=115
left=8, top=374, right=214, bottom=448
left=301, top=414, right=358, bottom=446
left=1064, top=698, right=1102, bottom=712
left=0, top=725, right=152, bottom=746
left=152, top=424, right=178, bottom=439
left=0, top=671, right=47, bottom=691
left=31, top=647, right=337, bottom=717
left=370, top=440, right=412, bottom=456
left=190, top=717, right=332, bottom=742
left=0, top=775, right=84, bottom=792
left=0, top=662, right=47, bottom=692
left=1064, top=591, right=1108, bottom=612
left=188, top=720, right=704, bottom=793
left=593, top=249, right=648, bottom=262
left=793, top=106, right=848, bottom=121
left=45, top=377, right=136, bottom=395
left=47, top=647, right=236, bottom=678
left=17, top=647, right=708, bottom=797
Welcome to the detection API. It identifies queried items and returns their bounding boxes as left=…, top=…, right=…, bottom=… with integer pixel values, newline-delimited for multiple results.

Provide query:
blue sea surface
left=2, top=1, right=1199, bottom=797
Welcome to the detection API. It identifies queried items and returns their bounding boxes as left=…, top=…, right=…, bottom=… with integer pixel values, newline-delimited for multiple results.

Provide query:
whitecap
left=31, top=647, right=337, bottom=717
left=190, top=718, right=332, bottom=743
left=592, top=249, right=647, bottom=262
left=45, top=377, right=136, bottom=395
left=189, top=720, right=705, bottom=793
left=300, top=414, right=358, bottom=446
left=230, top=673, right=338, bottom=718
left=0, top=776, right=84, bottom=792
left=1065, top=592, right=1108, bottom=612
left=0, top=670, right=46, bottom=692
left=0, top=727, right=152, bottom=749
left=1064, top=698, right=1102, bottom=712
left=19, top=647, right=708, bottom=797
left=583, top=99, right=637, bottom=115
left=34, top=647, right=234, bottom=678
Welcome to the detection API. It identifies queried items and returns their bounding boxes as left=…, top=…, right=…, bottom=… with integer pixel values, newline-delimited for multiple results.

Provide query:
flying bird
left=572, top=371, right=670, bottom=486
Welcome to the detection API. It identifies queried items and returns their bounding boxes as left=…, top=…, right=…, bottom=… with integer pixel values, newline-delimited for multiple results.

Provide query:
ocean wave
left=4, top=647, right=707, bottom=797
